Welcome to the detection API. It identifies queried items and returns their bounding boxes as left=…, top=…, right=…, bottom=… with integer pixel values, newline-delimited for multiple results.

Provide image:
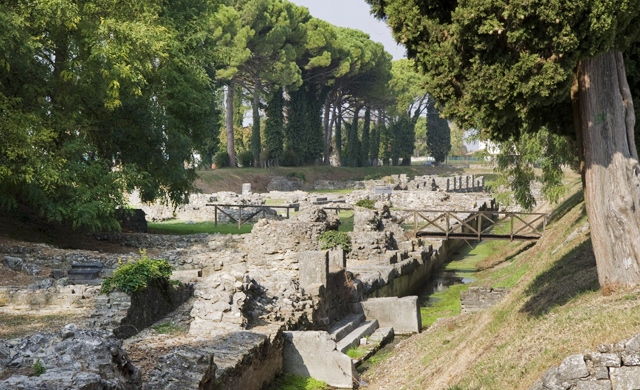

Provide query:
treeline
left=0, top=0, right=439, bottom=230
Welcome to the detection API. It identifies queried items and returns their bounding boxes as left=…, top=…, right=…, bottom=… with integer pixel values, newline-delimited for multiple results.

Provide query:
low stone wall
left=90, top=281, right=194, bottom=338
left=460, top=287, right=508, bottom=312
left=0, top=284, right=100, bottom=311
left=529, top=333, right=640, bottom=389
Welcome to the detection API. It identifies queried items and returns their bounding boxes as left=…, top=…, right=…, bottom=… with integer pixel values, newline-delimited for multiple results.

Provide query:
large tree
left=426, top=100, right=451, bottom=163
left=366, top=0, right=640, bottom=288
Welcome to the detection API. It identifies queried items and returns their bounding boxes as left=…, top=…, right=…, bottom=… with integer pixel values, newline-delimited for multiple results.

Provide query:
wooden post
left=286, top=206, right=290, bottom=219
left=215, top=206, right=218, bottom=227
left=477, top=213, right=482, bottom=240
left=414, top=211, right=418, bottom=235
left=238, top=206, right=242, bottom=229
left=510, top=214, right=514, bottom=241
left=446, top=212, right=450, bottom=239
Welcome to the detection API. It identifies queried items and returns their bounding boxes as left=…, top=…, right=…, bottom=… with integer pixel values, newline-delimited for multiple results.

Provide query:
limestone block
left=622, top=351, right=640, bottom=366
left=587, top=352, right=621, bottom=368
left=353, top=296, right=421, bottom=334
left=329, top=248, right=346, bottom=270
left=283, top=331, right=356, bottom=389
left=574, top=380, right=612, bottom=390
left=611, top=366, right=640, bottom=389
left=557, top=355, right=589, bottom=382
left=298, top=251, right=329, bottom=292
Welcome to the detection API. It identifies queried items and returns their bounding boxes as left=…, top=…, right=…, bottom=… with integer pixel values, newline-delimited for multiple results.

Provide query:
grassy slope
left=364, top=183, right=640, bottom=390
left=194, top=165, right=486, bottom=193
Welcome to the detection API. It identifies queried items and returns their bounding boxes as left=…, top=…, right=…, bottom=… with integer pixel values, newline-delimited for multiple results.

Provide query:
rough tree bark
left=252, top=78, right=261, bottom=167
left=226, top=82, right=236, bottom=168
left=576, top=49, right=640, bottom=289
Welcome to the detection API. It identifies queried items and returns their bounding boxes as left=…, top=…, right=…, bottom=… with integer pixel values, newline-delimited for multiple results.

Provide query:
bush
left=355, top=199, right=376, bottom=209
left=213, top=151, right=230, bottom=168
left=237, top=150, right=253, bottom=167
left=282, top=149, right=299, bottom=167
left=287, top=172, right=306, bottom=182
left=32, top=359, right=46, bottom=377
left=101, top=251, right=174, bottom=295
left=318, top=231, right=351, bottom=253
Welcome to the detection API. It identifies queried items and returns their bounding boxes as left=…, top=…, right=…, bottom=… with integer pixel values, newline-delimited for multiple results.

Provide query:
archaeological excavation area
left=0, top=174, right=496, bottom=389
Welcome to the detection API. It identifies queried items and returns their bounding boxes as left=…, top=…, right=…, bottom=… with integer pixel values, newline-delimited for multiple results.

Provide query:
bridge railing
left=403, top=209, right=550, bottom=241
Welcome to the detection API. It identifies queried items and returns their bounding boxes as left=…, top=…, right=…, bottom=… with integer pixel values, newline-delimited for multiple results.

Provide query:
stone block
left=241, top=183, right=251, bottom=195
left=283, top=331, right=357, bottom=389
left=574, top=380, right=612, bottom=390
left=298, top=251, right=329, bottom=292
left=329, top=248, right=346, bottom=270
left=558, top=355, right=589, bottom=382
left=611, top=366, right=640, bottom=389
left=587, top=352, right=621, bottom=368
left=352, top=296, right=421, bottom=334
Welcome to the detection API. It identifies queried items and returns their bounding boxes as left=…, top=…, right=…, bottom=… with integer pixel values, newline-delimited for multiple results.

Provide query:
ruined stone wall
left=0, top=284, right=100, bottom=311
left=460, top=287, right=507, bottom=313
left=529, top=334, right=640, bottom=389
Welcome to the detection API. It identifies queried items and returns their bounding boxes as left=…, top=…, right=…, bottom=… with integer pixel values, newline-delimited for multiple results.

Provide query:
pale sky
left=289, top=0, right=406, bottom=60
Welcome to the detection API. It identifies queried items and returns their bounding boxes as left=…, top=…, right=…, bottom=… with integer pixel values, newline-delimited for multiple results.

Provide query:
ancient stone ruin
left=0, top=175, right=499, bottom=389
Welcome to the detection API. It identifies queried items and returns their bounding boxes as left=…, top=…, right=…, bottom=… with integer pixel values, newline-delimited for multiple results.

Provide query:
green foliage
left=361, top=107, right=372, bottom=166
left=268, top=374, right=330, bottom=390
left=355, top=199, right=376, bottom=209
left=426, top=100, right=451, bottom=163
left=237, top=150, right=254, bottom=168
left=265, top=88, right=285, bottom=161
left=281, top=149, right=300, bottom=167
left=494, top=129, right=578, bottom=210
left=368, top=0, right=640, bottom=141
left=32, top=359, right=46, bottom=377
left=151, top=322, right=185, bottom=335
left=318, top=231, right=351, bottom=253
left=286, top=172, right=306, bottom=182
left=214, top=151, right=231, bottom=168
left=101, top=252, right=173, bottom=295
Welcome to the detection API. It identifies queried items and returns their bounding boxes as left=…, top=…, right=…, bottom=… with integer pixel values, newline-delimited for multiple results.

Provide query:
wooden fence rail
left=205, top=203, right=299, bottom=229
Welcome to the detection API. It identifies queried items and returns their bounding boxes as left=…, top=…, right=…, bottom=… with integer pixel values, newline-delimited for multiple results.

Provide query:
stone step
left=336, top=319, right=379, bottom=353
left=352, top=327, right=395, bottom=368
left=328, top=313, right=365, bottom=342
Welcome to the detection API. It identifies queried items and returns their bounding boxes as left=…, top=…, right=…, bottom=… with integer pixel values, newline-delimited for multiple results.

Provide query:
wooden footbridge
left=407, top=209, right=550, bottom=241
left=205, top=203, right=549, bottom=241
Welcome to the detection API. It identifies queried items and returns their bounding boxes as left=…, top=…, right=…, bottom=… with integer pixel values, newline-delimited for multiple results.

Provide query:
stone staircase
left=283, top=313, right=395, bottom=389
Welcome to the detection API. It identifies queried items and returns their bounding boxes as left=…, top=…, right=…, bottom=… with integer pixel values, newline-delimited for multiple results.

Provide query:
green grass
left=337, top=210, right=354, bottom=232
left=346, top=346, right=368, bottom=359
left=148, top=221, right=253, bottom=235
left=267, top=374, right=330, bottom=390
left=151, top=322, right=185, bottom=335
left=420, top=239, right=513, bottom=328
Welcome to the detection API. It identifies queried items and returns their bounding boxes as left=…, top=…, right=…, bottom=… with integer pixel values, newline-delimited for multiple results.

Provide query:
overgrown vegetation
left=267, top=373, right=330, bottom=390
left=101, top=251, right=175, bottom=295
left=318, top=231, right=351, bottom=253
left=346, top=346, right=368, bottom=359
left=355, top=199, right=376, bottom=209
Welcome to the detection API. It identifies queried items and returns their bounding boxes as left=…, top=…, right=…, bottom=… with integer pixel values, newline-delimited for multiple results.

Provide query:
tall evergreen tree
left=361, top=107, right=371, bottom=166
left=426, top=101, right=451, bottom=163
left=264, top=87, right=284, bottom=162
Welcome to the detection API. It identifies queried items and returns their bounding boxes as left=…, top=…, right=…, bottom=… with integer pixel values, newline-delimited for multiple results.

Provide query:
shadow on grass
left=520, top=239, right=598, bottom=317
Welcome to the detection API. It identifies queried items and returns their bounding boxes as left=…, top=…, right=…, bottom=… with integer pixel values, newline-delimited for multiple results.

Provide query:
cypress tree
left=264, top=87, right=284, bottom=162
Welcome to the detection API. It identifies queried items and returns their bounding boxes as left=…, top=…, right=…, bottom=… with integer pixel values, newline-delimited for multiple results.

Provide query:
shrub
left=287, top=172, right=306, bottom=182
left=101, top=251, right=174, bottom=295
left=213, top=151, right=230, bottom=168
left=237, top=150, right=253, bottom=167
left=318, top=231, right=351, bottom=253
left=282, top=149, right=299, bottom=167
left=32, top=359, right=46, bottom=377
left=355, top=199, right=376, bottom=209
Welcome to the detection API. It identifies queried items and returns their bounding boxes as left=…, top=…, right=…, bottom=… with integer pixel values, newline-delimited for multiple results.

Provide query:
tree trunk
left=335, top=105, right=343, bottom=167
left=251, top=79, right=261, bottom=167
left=226, top=82, right=236, bottom=168
left=576, top=49, right=640, bottom=289
left=322, top=96, right=331, bottom=165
